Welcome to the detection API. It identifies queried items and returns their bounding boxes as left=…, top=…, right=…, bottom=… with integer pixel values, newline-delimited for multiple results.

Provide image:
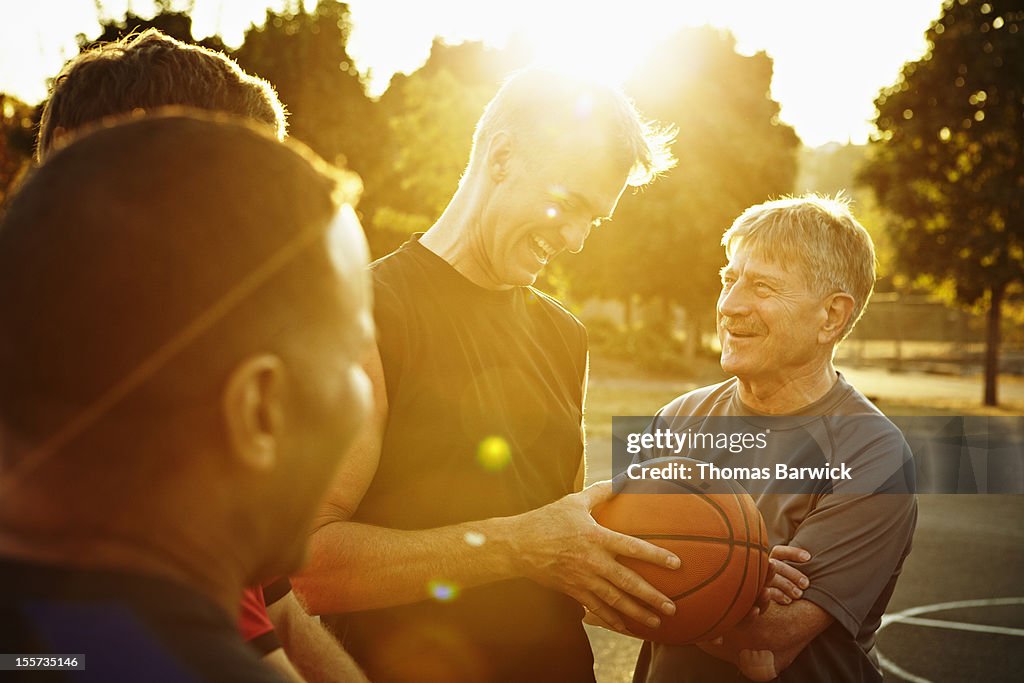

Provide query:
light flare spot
left=428, top=580, right=459, bottom=602
left=463, top=531, right=487, bottom=547
left=546, top=206, right=558, bottom=219
left=477, top=435, right=511, bottom=472
left=574, top=93, right=594, bottom=119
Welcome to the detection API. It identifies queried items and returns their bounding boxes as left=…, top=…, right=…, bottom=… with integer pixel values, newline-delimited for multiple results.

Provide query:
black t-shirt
left=0, top=557, right=283, bottom=682
left=328, top=237, right=594, bottom=682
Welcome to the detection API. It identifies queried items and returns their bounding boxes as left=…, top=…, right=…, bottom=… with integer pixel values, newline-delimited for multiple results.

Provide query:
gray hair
left=467, top=68, right=676, bottom=187
left=721, top=194, right=877, bottom=340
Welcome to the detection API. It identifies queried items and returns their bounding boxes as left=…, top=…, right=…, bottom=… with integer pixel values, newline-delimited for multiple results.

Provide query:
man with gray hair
left=631, top=195, right=917, bottom=682
left=295, top=69, right=679, bottom=682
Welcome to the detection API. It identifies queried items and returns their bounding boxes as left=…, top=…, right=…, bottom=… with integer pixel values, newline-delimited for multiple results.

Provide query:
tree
left=83, top=1, right=227, bottom=52
left=566, top=28, right=799, bottom=356
left=861, top=0, right=1023, bottom=406
left=232, top=1, right=377, bottom=174
left=0, top=94, right=36, bottom=208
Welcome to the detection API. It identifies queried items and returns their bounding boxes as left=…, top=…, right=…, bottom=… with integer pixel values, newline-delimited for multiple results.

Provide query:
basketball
left=592, top=457, right=770, bottom=644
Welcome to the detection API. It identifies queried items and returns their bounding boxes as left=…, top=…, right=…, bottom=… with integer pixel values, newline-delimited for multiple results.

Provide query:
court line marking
left=876, top=596, right=1024, bottom=683
left=889, top=615, right=1024, bottom=637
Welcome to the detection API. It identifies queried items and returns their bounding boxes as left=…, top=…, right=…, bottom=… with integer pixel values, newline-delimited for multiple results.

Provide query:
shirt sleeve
left=238, top=586, right=281, bottom=655
left=371, top=267, right=411, bottom=407
left=790, top=424, right=918, bottom=636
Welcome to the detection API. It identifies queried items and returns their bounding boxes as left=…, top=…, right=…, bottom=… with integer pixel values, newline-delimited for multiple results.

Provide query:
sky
left=0, top=0, right=946, bottom=147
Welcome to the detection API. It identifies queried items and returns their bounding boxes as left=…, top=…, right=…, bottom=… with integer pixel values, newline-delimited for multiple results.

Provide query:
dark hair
left=0, top=111, right=344, bottom=453
left=37, top=29, right=286, bottom=159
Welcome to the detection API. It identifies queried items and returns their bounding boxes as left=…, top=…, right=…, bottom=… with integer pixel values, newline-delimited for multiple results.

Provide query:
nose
left=718, top=281, right=752, bottom=319
left=560, top=218, right=592, bottom=255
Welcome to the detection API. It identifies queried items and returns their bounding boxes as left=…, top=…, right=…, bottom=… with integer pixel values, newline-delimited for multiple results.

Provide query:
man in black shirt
left=295, top=70, right=678, bottom=682
left=0, top=114, right=373, bottom=681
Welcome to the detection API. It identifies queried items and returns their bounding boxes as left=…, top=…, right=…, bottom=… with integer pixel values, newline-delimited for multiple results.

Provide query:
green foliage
left=861, top=0, right=1023, bottom=404
left=586, top=318, right=694, bottom=375
left=80, top=7, right=227, bottom=52
left=232, top=1, right=379, bottom=174
left=862, top=0, right=1022, bottom=305
left=0, top=95, right=35, bottom=208
left=565, top=27, right=799, bottom=343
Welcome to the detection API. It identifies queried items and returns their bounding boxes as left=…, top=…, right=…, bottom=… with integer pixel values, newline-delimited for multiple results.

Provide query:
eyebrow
left=719, top=266, right=786, bottom=287
left=568, top=190, right=610, bottom=221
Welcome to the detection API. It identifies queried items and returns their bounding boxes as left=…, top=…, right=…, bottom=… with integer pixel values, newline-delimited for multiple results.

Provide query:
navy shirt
left=0, top=557, right=283, bottom=682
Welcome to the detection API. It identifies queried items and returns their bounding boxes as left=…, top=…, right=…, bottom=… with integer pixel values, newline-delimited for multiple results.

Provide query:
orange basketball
left=592, top=458, right=770, bottom=645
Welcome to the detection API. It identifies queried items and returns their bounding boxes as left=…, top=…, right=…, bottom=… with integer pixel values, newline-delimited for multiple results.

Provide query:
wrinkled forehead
left=724, top=235, right=812, bottom=286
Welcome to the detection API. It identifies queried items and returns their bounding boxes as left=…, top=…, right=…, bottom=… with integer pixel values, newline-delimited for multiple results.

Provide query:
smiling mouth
left=528, top=234, right=557, bottom=264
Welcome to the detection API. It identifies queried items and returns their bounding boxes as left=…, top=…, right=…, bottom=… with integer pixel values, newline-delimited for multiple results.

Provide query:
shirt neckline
left=404, top=234, right=521, bottom=305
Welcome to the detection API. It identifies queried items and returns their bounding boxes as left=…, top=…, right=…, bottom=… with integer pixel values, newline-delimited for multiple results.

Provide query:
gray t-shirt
left=633, top=374, right=918, bottom=683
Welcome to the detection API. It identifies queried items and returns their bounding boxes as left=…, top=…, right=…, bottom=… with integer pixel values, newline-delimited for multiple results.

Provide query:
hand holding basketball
left=510, top=481, right=681, bottom=633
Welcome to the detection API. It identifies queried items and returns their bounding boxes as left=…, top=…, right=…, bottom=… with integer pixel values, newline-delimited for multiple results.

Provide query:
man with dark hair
left=0, top=112, right=369, bottom=682
left=36, top=28, right=286, bottom=159
left=296, top=69, right=680, bottom=682
left=31, top=30, right=367, bottom=682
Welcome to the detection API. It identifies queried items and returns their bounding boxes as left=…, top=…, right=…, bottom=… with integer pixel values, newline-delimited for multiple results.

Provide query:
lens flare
left=428, top=580, right=459, bottom=602
left=477, top=435, right=511, bottom=471
left=463, top=531, right=487, bottom=547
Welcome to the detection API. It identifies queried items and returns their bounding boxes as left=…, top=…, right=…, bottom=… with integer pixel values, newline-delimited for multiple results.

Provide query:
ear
left=819, top=293, right=855, bottom=345
left=222, top=354, right=287, bottom=473
left=485, top=131, right=514, bottom=183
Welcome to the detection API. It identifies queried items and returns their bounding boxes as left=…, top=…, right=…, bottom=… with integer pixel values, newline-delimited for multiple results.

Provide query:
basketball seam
left=658, top=492, right=736, bottom=602
left=631, top=534, right=770, bottom=553
left=687, top=487, right=755, bottom=642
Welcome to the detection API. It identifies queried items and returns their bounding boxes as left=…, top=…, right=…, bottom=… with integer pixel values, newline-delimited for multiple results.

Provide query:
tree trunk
left=983, top=282, right=1005, bottom=407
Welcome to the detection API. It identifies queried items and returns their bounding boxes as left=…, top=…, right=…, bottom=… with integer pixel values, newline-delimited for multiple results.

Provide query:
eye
left=754, top=281, right=773, bottom=296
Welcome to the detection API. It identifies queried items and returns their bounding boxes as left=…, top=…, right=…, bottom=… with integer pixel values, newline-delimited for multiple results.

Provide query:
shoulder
left=526, top=286, right=587, bottom=347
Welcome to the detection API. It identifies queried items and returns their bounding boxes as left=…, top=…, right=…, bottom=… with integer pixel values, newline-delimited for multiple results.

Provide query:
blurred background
left=1, top=3, right=1022, bottom=679
left=1, top=0, right=1020, bottom=414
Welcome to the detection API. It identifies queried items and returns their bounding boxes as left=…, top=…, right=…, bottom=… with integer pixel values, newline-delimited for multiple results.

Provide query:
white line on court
left=890, top=615, right=1024, bottom=637
left=876, top=596, right=1024, bottom=683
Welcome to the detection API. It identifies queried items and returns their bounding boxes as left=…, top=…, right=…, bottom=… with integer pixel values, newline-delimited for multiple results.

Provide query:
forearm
left=270, top=594, right=368, bottom=683
left=698, top=600, right=832, bottom=672
left=293, top=515, right=522, bottom=614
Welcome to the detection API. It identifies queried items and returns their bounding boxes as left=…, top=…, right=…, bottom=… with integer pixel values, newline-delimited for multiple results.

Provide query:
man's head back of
left=37, top=29, right=286, bottom=160
left=716, top=195, right=876, bottom=410
left=0, top=112, right=371, bottom=588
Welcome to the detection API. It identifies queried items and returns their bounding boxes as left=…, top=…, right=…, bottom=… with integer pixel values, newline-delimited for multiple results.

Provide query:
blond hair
left=468, top=68, right=675, bottom=187
left=721, top=194, right=876, bottom=340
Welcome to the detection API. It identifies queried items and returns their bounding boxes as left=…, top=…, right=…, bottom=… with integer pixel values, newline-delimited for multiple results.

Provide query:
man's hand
left=761, top=545, right=810, bottom=608
left=511, top=481, right=681, bottom=633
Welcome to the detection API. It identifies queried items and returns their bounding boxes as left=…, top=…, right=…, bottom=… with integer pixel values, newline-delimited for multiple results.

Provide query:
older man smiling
left=634, top=195, right=917, bottom=683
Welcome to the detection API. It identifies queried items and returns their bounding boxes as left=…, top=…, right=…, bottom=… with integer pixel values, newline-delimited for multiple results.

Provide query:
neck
left=736, top=359, right=839, bottom=414
left=420, top=177, right=510, bottom=291
left=0, top=488, right=244, bottom=617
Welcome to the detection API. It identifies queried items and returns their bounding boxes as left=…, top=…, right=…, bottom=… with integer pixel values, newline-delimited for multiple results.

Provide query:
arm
left=293, top=345, right=681, bottom=632
left=266, top=592, right=368, bottom=683
left=697, top=598, right=833, bottom=673
left=262, top=648, right=304, bottom=683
